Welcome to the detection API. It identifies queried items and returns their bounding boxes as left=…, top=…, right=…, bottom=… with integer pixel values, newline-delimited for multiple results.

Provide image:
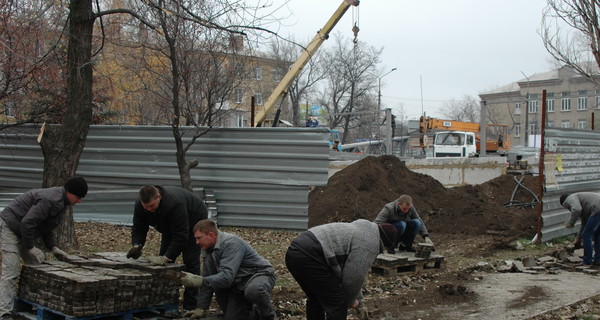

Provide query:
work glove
left=564, top=221, right=574, bottom=229
left=126, top=245, right=143, bottom=259
left=183, top=308, right=206, bottom=319
left=51, top=247, right=69, bottom=261
left=28, top=247, right=46, bottom=264
left=424, top=236, right=435, bottom=251
left=180, top=271, right=204, bottom=287
left=146, top=255, right=169, bottom=266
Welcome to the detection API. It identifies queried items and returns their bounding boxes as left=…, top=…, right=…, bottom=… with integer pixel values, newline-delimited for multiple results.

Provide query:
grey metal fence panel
left=0, top=125, right=330, bottom=230
left=541, top=127, right=600, bottom=242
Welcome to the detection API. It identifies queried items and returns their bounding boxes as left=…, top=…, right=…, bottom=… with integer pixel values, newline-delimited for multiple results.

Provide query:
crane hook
left=352, top=23, right=360, bottom=44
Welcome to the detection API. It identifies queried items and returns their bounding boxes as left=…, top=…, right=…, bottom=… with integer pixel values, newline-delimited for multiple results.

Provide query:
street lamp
left=378, top=68, right=397, bottom=114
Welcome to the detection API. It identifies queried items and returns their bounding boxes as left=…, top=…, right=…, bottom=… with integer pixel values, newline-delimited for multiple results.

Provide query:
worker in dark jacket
left=127, top=185, right=208, bottom=312
left=178, top=219, right=277, bottom=320
left=285, top=219, right=396, bottom=320
left=560, top=192, right=600, bottom=266
left=374, top=194, right=434, bottom=253
left=0, top=176, right=88, bottom=318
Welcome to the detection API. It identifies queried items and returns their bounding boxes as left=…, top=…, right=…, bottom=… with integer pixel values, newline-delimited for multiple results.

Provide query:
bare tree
left=4, top=0, right=288, bottom=248
left=541, top=0, right=600, bottom=79
left=318, top=34, right=382, bottom=143
left=440, top=95, right=480, bottom=123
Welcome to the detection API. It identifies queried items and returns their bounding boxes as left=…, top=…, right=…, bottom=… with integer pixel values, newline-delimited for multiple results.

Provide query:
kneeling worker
left=179, top=219, right=277, bottom=320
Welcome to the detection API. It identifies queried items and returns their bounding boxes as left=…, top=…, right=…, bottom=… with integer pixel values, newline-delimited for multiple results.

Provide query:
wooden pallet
left=371, top=252, right=445, bottom=276
left=14, top=297, right=178, bottom=320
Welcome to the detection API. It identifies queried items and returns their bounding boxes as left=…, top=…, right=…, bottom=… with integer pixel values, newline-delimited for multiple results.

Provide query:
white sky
left=270, top=0, right=554, bottom=120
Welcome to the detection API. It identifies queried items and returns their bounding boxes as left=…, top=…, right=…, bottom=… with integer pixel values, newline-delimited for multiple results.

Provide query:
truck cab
left=433, top=131, right=477, bottom=158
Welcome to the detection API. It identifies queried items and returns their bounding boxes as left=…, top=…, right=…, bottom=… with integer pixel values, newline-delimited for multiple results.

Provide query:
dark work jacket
left=131, top=186, right=208, bottom=260
left=0, top=187, right=69, bottom=250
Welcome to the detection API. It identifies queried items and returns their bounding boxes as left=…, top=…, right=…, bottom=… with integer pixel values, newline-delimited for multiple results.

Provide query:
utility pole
left=378, top=68, right=397, bottom=115
left=521, top=71, right=531, bottom=147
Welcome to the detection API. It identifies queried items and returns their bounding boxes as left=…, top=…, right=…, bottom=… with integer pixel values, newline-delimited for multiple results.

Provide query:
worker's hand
left=354, top=300, right=369, bottom=319
left=51, top=246, right=68, bottom=261
left=424, top=236, right=435, bottom=251
left=27, top=247, right=46, bottom=264
left=357, top=306, right=369, bottom=320
left=183, top=308, right=205, bottom=318
left=146, top=255, right=169, bottom=266
left=573, top=236, right=582, bottom=250
left=564, top=221, right=575, bottom=229
left=180, top=271, right=204, bottom=287
left=126, top=245, right=143, bottom=259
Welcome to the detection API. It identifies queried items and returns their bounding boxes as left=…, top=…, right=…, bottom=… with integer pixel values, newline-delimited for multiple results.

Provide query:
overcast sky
left=270, top=0, right=555, bottom=120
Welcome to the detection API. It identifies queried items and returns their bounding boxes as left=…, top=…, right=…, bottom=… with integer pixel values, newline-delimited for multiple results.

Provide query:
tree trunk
left=39, top=0, right=95, bottom=250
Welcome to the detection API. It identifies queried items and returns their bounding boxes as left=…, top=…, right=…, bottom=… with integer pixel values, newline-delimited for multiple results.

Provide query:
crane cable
left=352, top=5, right=360, bottom=44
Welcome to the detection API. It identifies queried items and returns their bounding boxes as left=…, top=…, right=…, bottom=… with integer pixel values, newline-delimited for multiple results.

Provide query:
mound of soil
left=308, top=155, right=538, bottom=244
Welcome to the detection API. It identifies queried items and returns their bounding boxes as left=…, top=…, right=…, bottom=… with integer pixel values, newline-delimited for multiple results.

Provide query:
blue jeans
left=581, top=213, right=600, bottom=265
left=392, top=219, right=422, bottom=248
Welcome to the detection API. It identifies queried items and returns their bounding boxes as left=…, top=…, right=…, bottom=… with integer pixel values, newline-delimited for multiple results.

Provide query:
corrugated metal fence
left=0, top=125, right=331, bottom=230
left=2, top=125, right=599, bottom=239
left=540, top=127, right=600, bottom=242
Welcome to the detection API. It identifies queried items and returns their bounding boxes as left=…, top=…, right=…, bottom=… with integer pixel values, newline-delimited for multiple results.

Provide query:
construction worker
left=560, top=192, right=600, bottom=266
left=374, top=194, right=434, bottom=253
left=0, top=176, right=88, bottom=319
left=126, top=185, right=208, bottom=313
left=178, top=219, right=277, bottom=320
left=285, top=219, right=396, bottom=320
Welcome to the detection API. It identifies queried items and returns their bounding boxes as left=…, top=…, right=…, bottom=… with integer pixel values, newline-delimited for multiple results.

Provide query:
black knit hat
left=64, top=176, right=88, bottom=198
left=378, top=223, right=396, bottom=248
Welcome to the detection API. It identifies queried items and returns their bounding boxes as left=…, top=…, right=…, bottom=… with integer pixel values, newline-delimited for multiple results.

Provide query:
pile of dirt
left=308, top=155, right=538, bottom=243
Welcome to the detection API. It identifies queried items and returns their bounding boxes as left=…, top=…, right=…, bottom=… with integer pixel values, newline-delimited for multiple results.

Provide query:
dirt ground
left=13, top=155, right=600, bottom=319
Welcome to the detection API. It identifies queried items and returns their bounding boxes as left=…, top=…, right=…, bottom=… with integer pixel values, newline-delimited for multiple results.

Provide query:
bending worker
left=285, top=219, right=397, bottom=320
left=0, top=176, right=88, bottom=318
left=127, top=185, right=208, bottom=313
left=560, top=192, right=600, bottom=266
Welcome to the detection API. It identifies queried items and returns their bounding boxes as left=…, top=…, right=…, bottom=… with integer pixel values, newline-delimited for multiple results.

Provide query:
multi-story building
left=479, top=65, right=600, bottom=147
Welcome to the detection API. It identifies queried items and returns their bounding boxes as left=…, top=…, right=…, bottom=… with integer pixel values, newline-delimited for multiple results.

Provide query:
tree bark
left=39, top=0, right=95, bottom=250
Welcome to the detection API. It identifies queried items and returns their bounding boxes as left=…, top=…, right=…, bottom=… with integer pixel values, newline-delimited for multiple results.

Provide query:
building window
left=529, top=122, right=538, bottom=135
left=578, top=96, right=587, bottom=110
left=514, top=124, right=521, bottom=137
left=546, top=99, right=555, bottom=112
left=595, top=96, right=600, bottom=109
left=255, top=93, right=263, bottom=105
left=234, top=88, right=243, bottom=104
left=254, top=67, right=262, bottom=80
left=528, top=100, right=539, bottom=113
left=514, top=103, right=521, bottom=115
left=236, top=114, right=244, bottom=127
left=561, top=98, right=571, bottom=111
left=561, top=120, right=570, bottom=128
left=271, top=69, right=282, bottom=82
left=578, top=120, right=586, bottom=129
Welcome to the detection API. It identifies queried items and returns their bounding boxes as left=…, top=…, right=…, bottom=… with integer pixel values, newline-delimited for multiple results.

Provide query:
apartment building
left=479, top=65, right=600, bottom=147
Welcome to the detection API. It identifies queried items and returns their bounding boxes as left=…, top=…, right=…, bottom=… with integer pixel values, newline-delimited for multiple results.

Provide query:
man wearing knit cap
left=285, top=219, right=395, bottom=320
left=0, top=176, right=88, bottom=319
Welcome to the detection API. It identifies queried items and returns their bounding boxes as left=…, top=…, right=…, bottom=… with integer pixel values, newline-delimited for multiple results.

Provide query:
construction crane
left=252, top=0, right=360, bottom=127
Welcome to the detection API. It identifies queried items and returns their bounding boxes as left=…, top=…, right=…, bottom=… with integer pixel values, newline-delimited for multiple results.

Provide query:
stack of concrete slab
left=17, top=252, right=183, bottom=317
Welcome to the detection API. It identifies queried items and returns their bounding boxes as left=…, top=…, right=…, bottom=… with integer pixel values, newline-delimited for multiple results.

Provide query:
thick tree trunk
left=39, top=0, right=95, bottom=250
